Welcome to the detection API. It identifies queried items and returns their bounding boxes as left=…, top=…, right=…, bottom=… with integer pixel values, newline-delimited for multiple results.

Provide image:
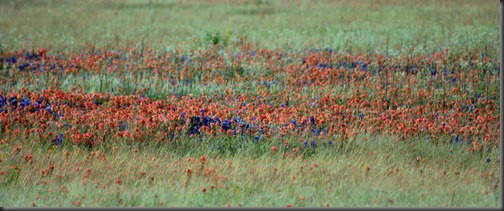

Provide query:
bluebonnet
left=303, top=141, right=308, bottom=147
left=328, top=140, right=334, bottom=146
left=26, top=52, right=39, bottom=60
left=181, top=111, right=186, bottom=119
left=233, top=117, right=240, bottom=123
left=241, top=123, right=250, bottom=131
left=18, top=63, right=31, bottom=71
left=351, top=62, right=358, bottom=69
left=20, top=97, right=31, bottom=108
left=311, top=140, right=317, bottom=148
left=202, top=116, right=213, bottom=126
left=310, top=115, right=315, bottom=125
left=186, top=116, right=205, bottom=135
left=450, top=135, right=459, bottom=144
left=254, top=135, right=259, bottom=143
left=221, top=119, right=231, bottom=131
left=0, top=95, right=6, bottom=108
left=9, top=56, right=17, bottom=64
left=339, top=61, right=347, bottom=68
left=290, top=119, right=296, bottom=126
left=311, top=128, right=321, bottom=136
left=9, top=97, right=18, bottom=109
left=361, top=63, right=368, bottom=72
left=119, top=122, right=127, bottom=131
left=44, top=105, right=52, bottom=114
left=53, top=134, right=64, bottom=145
left=429, top=68, right=436, bottom=76
left=359, top=113, right=364, bottom=120
left=317, top=63, right=332, bottom=69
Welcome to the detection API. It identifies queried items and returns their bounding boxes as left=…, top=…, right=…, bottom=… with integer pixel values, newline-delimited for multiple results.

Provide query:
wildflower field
left=0, top=0, right=501, bottom=207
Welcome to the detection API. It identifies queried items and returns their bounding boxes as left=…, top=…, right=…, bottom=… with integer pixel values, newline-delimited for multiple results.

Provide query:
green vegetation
left=0, top=0, right=500, bottom=208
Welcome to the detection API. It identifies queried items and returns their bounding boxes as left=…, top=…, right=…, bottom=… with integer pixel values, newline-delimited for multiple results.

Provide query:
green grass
left=0, top=133, right=501, bottom=207
left=0, top=0, right=499, bottom=56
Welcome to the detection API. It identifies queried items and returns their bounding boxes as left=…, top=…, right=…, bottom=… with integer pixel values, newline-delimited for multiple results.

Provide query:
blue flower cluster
left=0, top=95, right=50, bottom=113
left=53, top=133, right=64, bottom=145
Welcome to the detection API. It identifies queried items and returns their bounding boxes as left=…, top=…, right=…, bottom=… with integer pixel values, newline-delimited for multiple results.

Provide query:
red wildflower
left=271, top=145, right=277, bottom=152
left=186, top=168, right=192, bottom=175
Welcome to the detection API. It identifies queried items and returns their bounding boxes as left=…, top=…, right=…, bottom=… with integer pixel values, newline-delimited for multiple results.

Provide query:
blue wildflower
left=119, top=122, right=127, bottom=131
left=192, top=116, right=201, bottom=124
left=10, top=56, right=17, bottom=64
left=181, top=111, right=186, bottom=119
left=303, top=141, right=308, bottom=147
left=328, top=140, right=334, bottom=146
left=233, top=117, right=240, bottom=123
left=20, top=97, right=31, bottom=108
left=44, top=105, right=52, bottom=114
left=9, top=97, right=18, bottom=109
left=310, top=140, right=317, bottom=148
left=0, top=95, right=6, bottom=108
left=254, top=135, right=259, bottom=143
left=221, top=119, right=231, bottom=131
left=53, top=134, right=64, bottom=145
left=18, top=63, right=30, bottom=71
left=429, top=68, right=436, bottom=76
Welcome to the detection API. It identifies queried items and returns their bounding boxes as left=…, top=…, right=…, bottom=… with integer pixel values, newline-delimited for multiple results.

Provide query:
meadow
left=0, top=0, right=501, bottom=207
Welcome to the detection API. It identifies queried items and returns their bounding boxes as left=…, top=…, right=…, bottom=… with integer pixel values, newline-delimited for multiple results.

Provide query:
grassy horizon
left=0, top=0, right=500, bottom=56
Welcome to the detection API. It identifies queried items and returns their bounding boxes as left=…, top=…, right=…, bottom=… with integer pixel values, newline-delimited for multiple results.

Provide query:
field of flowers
left=0, top=0, right=501, bottom=207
